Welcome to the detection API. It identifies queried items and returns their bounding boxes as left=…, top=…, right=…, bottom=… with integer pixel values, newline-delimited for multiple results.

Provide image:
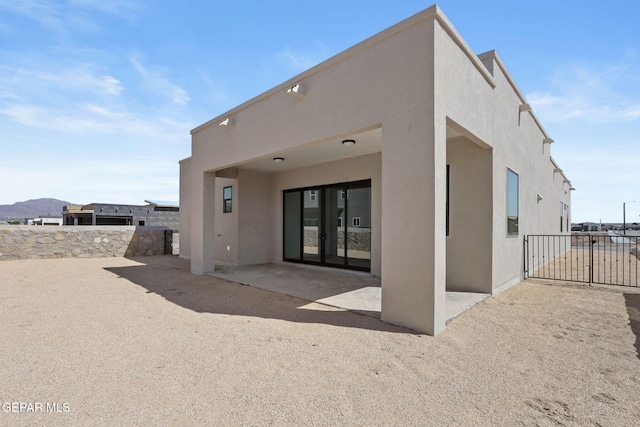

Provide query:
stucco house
left=179, top=5, right=572, bottom=335
left=28, top=215, right=63, bottom=226
left=63, top=201, right=179, bottom=231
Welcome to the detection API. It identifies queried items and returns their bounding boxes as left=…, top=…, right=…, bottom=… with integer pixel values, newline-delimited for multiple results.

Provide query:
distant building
left=572, top=222, right=600, bottom=232
left=27, top=215, right=63, bottom=226
left=63, top=201, right=179, bottom=231
left=571, top=223, right=640, bottom=232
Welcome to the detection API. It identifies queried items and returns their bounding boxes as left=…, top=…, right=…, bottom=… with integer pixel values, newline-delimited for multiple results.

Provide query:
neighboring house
left=63, top=201, right=179, bottom=231
left=179, top=5, right=572, bottom=335
left=28, top=215, right=63, bottom=226
left=573, top=222, right=601, bottom=232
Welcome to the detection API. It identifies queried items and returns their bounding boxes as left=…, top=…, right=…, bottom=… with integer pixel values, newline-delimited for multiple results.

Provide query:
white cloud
left=68, top=0, right=141, bottom=21
left=100, top=75, right=124, bottom=95
left=279, top=46, right=325, bottom=71
left=130, top=56, right=191, bottom=106
left=0, top=60, right=194, bottom=140
left=130, top=56, right=146, bottom=75
left=260, top=44, right=329, bottom=81
left=0, top=0, right=140, bottom=34
left=527, top=62, right=640, bottom=123
left=0, top=64, right=123, bottom=98
left=0, top=102, right=191, bottom=140
left=0, top=88, right=20, bottom=100
left=0, top=0, right=63, bottom=32
left=83, top=104, right=124, bottom=118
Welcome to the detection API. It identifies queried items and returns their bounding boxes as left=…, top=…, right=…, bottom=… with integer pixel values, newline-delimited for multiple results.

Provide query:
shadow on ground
left=624, top=293, right=640, bottom=360
left=105, top=256, right=413, bottom=334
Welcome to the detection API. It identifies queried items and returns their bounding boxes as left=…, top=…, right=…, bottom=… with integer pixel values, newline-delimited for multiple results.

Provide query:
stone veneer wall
left=0, top=226, right=172, bottom=261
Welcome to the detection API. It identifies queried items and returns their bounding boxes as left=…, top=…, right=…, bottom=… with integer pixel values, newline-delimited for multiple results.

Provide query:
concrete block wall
left=0, top=226, right=172, bottom=261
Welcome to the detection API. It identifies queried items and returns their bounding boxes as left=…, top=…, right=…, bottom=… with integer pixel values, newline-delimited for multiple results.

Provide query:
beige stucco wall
left=446, top=137, right=493, bottom=293
left=433, top=19, right=571, bottom=294
left=237, top=169, right=271, bottom=265
left=180, top=5, right=571, bottom=334
left=214, top=177, right=238, bottom=263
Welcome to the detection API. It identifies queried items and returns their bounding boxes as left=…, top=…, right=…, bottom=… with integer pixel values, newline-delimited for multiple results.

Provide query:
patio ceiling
left=236, top=127, right=382, bottom=174
left=225, top=122, right=479, bottom=175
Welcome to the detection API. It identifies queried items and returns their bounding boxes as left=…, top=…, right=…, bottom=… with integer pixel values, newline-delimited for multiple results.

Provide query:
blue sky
left=0, top=1, right=638, bottom=223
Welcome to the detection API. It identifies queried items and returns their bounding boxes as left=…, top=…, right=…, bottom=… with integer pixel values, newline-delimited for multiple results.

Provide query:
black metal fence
left=524, top=234, right=640, bottom=287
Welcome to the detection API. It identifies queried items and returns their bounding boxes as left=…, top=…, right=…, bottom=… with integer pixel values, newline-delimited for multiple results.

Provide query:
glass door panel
left=323, top=187, right=346, bottom=267
left=346, top=186, right=371, bottom=270
left=283, top=191, right=301, bottom=260
left=303, top=189, right=321, bottom=263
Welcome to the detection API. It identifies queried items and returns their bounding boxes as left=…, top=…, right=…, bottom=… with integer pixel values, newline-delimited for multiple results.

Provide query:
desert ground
left=1, top=256, right=639, bottom=426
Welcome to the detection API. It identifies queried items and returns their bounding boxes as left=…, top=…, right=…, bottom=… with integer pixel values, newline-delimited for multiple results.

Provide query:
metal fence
left=524, top=234, right=640, bottom=287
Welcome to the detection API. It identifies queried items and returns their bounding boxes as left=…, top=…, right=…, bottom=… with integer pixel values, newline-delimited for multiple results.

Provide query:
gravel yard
left=1, top=256, right=639, bottom=426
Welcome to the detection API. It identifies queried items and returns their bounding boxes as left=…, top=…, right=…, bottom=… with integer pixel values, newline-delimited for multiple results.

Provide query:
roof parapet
left=478, top=50, right=550, bottom=140
left=191, top=5, right=495, bottom=134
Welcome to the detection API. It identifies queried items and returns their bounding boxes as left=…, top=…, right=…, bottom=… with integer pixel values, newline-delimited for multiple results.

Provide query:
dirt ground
left=1, top=256, right=639, bottom=426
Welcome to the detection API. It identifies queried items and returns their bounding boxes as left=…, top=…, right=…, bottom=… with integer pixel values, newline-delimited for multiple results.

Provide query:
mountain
left=0, top=198, right=74, bottom=219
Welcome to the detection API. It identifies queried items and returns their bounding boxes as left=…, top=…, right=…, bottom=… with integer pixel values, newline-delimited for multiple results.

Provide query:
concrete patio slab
left=209, top=262, right=489, bottom=323
left=445, top=291, right=491, bottom=323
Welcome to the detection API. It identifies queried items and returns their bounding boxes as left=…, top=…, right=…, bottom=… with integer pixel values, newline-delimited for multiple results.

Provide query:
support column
left=380, top=122, right=446, bottom=335
left=237, top=169, right=271, bottom=265
left=191, top=171, right=216, bottom=274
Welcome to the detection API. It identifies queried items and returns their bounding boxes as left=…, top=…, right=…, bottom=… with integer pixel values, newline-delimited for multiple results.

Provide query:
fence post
left=523, top=236, right=528, bottom=279
left=589, top=235, right=594, bottom=285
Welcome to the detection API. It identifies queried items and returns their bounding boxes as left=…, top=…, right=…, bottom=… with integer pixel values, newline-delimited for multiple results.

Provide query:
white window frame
left=352, top=217, right=360, bottom=227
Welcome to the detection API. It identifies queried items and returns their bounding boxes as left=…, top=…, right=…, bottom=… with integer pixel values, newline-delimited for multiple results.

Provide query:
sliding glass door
left=283, top=180, right=371, bottom=271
